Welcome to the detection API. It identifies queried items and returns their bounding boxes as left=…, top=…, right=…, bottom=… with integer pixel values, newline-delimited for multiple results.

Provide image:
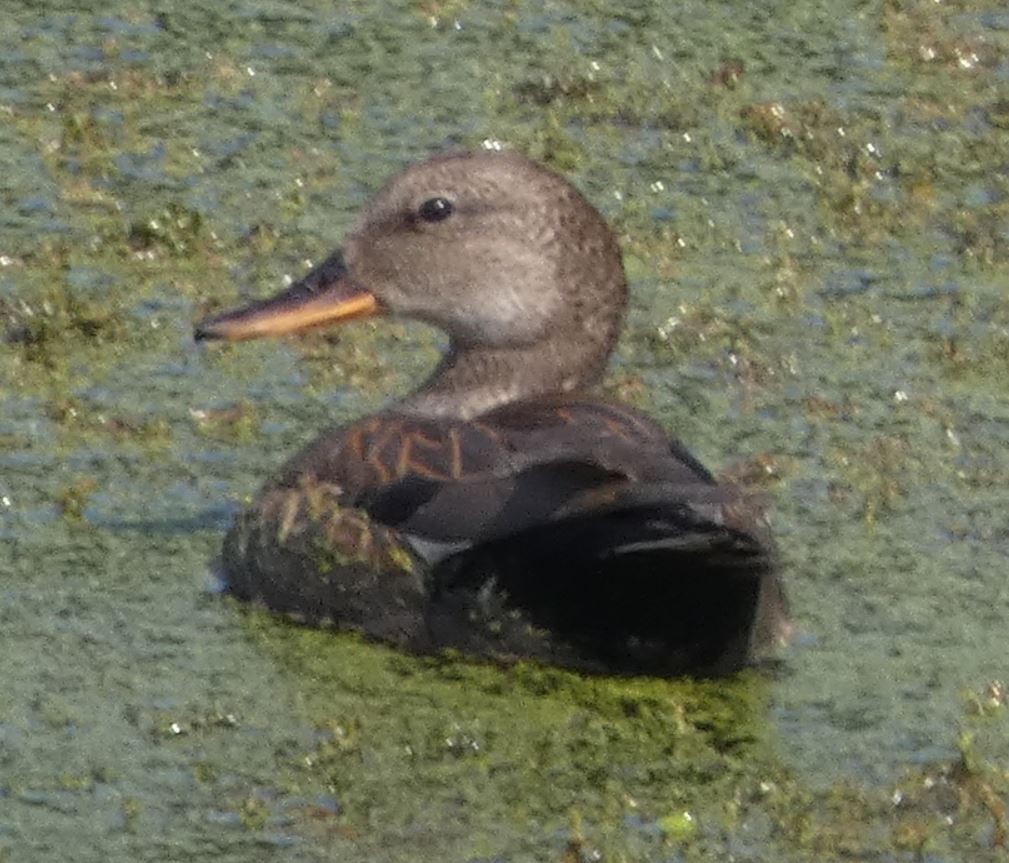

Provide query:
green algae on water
left=2, top=1, right=1008, bottom=860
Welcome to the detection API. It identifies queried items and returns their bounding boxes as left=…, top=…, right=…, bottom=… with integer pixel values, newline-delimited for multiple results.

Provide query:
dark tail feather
left=435, top=500, right=788, bottom=676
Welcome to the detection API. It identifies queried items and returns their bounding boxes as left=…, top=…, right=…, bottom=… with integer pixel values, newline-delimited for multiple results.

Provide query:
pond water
left=2, top=2, right=1007, bottom=861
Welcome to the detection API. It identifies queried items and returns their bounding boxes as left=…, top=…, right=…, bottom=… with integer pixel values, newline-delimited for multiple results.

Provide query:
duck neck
left=399, top=335, right=611, bottom=420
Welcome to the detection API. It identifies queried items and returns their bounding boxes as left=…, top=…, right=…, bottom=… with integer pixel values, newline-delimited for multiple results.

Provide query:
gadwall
left=195, top=151, right=789, bottom=675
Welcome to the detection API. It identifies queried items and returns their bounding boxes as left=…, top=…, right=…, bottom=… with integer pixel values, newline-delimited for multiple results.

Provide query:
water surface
left=2, top=2, right=1008, bottom=861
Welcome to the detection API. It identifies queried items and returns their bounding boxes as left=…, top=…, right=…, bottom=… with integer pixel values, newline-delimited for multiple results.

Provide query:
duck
left=194, top=150, right=789, bottom=676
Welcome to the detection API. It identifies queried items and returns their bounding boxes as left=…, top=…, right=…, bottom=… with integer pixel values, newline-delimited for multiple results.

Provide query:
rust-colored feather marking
left=596, top=402, right=660, bottom=439
left=469, top=419, right=503, bottom=447
left=448, top=428, right=463, bottom=479
left=405, top=461, right=452, bottom=480
left=548, top=401, right=661, bottom=443
left=600, top=416, right=627, bottom=437
left=347, top=427, right=366, bottom=461
left=407, top=427, right=448, bottom=474
left=396, top=434, right=413, bottom=477
left=410, top=428, right=443, bottom=451
left=401, top=431, right=452, bottom=480
left=365, top=420, right=412, bottom=484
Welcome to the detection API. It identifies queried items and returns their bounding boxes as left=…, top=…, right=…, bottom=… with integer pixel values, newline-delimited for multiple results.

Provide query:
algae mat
left=1, top=2, right=1008, bottom=861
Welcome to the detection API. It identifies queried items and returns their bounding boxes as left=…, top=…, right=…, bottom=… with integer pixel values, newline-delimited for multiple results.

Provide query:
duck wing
left=274, top=396, right=772, bottom=555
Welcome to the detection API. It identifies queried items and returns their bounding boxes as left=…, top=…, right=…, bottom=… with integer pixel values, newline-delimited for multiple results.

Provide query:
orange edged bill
left=194, top=251, right=378, bottom=342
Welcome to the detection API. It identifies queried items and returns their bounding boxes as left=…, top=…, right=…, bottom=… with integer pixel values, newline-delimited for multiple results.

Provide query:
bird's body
left=196, top=151, right=789, bottom=675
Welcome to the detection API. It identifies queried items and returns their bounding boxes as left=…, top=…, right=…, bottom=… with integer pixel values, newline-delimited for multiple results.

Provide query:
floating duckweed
left=657, top=810, right=697, bottom=840
left=55, top=475, right=98, bottom=519
left=3, top=2, right=1009, bottom=861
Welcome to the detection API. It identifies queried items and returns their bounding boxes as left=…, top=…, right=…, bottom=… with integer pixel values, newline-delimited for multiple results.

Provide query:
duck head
left=195, top=151, right=628, bottom=418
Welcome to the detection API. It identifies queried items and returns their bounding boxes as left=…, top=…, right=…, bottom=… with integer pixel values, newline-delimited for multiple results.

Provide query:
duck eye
left=417, top=197, right=454, bottom=223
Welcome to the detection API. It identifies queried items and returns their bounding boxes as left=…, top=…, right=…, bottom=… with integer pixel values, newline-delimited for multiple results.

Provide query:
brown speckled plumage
left=196, top=151, right=789, bottom=675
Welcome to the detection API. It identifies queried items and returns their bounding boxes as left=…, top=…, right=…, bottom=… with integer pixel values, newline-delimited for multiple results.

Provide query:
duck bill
left=194, top=251, right=378, bottom=342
